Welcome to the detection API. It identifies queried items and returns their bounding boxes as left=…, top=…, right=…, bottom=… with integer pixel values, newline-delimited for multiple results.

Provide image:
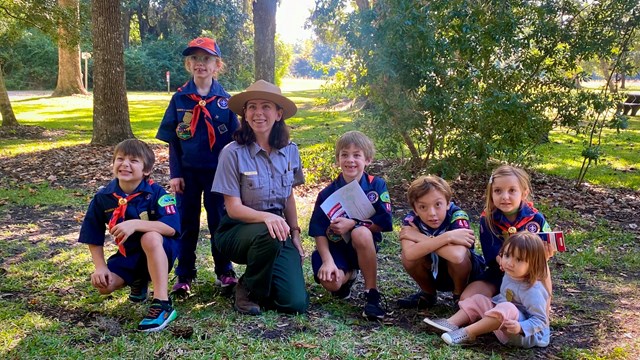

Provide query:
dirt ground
left=1, top=127, right=639, bottom=358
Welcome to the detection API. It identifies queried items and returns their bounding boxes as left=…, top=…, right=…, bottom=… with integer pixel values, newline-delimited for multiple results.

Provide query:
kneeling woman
left=212, top=80, right=308, bottom=315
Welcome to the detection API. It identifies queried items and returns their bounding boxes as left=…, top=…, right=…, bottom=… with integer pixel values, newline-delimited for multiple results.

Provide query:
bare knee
left=141, top=232, right=163, bottom=251
left=351, top=227, right=374, bottom=251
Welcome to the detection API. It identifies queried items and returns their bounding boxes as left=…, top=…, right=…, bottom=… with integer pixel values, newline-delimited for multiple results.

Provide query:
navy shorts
left=473, top=265, right=503, bottom=292
left=106, top=234, right=178, bottom=285
left=433, top=251, right=486, bottom=292
left=311, top=239, right=379, bottom=283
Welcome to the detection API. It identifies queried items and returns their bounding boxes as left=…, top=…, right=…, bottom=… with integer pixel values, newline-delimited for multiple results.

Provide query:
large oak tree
left=90, top=0, right=132, bottom=144
left=52, top=0, right=88, bottom=97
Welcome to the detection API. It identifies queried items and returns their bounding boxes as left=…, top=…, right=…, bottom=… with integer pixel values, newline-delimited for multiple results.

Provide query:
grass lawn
left=1, top=79, right=639, bottom=359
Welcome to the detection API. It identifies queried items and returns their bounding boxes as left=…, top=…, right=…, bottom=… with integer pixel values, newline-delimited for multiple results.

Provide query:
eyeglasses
left=188, top=55, right=217, bottom=64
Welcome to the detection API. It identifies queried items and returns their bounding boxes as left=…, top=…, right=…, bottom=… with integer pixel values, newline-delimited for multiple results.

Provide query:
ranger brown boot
left=234, top=279, right=261, bottom=315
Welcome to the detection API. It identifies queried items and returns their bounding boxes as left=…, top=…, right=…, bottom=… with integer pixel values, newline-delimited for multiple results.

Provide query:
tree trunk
left=122, top=7, right=133, bottom=49
left=52, top=0, right=88, bottom=97
left=91, top=0, right=133, bottom=145
left=253, top=0, right=277, bottom=83
left=600, top=59, right=616, bottom=93
left=0, top=66, right=19, bottom=127
left=621, top=72, right=626, bottom=89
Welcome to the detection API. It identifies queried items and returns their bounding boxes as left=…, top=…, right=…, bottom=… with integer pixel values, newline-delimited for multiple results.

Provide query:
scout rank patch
left=176, top=111, right=193, bottom=140
left=158, top=194, right=177, bottom=214
left=366, top=191, right=379, bottom=203
left=217, top=97, right=229, bottom=109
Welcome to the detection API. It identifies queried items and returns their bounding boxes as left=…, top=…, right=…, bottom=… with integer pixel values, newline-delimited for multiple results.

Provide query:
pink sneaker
left=215, top=270, right=238, bottom=288
left=171, top=277, right=192, bottom=297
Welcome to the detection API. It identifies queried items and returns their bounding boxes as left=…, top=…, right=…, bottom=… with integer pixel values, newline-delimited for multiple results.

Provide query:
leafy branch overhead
left=311, top=0, right=640, bottom=183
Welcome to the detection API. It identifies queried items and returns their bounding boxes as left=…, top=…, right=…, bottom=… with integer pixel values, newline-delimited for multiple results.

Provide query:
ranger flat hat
left=228, top=80, right=297, bottom=120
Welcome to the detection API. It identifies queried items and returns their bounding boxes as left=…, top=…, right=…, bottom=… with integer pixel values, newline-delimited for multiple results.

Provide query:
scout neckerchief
left=416, top=215, right=450, bottom=279
left=108, top=192, right=143, bottom=256
left=491, top=202, right=538, bottom=237
left=186, top=94, right=218, bottom=150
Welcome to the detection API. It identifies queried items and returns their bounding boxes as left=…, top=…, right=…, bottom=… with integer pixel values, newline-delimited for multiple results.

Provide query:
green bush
left=1, top=29, right=58, bottom=90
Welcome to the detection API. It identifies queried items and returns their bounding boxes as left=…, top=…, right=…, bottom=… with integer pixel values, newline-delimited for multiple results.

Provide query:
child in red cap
left=156, top=37, right=239, bottom=297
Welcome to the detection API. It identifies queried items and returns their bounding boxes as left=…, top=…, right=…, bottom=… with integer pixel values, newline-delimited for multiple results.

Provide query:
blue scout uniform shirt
left=402, top=203, right=480, bottom=278
left=480, top=202, right=551, bottom=274
left=78, top=179, right=181, bottom=255
left=212, top=141, right=304, bottom=211
left=493, top=274, right=551, bottom=348
left=308, top=172, right=393, bottom=242
left=156, top=79, right=239, bottom=178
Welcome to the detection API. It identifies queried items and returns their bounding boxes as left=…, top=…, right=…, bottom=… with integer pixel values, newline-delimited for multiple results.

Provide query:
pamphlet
left=320, top=180, right=376, bottom=243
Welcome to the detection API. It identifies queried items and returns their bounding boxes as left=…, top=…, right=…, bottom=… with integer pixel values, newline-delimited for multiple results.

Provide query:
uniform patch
left=384, top=202, right=392, bottom=213
left=456, top=219, right=469, bottom=228
left=182, top=112, right=193, bottom=124
left=158, top=194, right=177, bottom=207
left=176, top=122, right=191, bottom=140
left=139, top=211, right=149, bottom=221
left=165, top=205, right=176, bottom=214
left=380, top=191, right=390, bottom=203
left=217, top=97, right=229, bottom=109
left=450, top=210, right=470, bottom=222
left=367, top=191, right=379, bottom=203
left=402, top=214, right=415, bottom=227
left=218, top=124, right=228, bottom=134
left=542, top=222, right=552, bottom=232
left=525, top=221, right=540, bottom=233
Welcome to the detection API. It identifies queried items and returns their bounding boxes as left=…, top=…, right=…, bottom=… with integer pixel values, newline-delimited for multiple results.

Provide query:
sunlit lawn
left=2, top=78, right=639, bottom=359
left=534, top=116, right=640, bottom=189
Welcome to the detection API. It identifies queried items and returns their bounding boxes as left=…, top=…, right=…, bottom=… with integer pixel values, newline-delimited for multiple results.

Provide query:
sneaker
left=170, top=277, right=192, bottom=298
left=423, top=317, right=460, bottom=332
left=397, top=291, right=437, bottom=309
left=332, top=271, right=358, bottom=300
left=128, top=277, right=148, bottom=303
left=441, top=328, right=473, bottom=345
left=215, top=269, right=239, bottom=288
left=234, top=279, right=261, bottom=315
left=137, top=298, right=178, bottom=332
left=362, top=288, right=386, bottom=320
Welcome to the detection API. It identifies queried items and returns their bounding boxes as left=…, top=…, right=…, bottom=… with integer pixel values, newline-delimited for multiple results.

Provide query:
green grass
left=534, top=115, right=640, bottom=189
left=2, top=78, right=639, bottom=359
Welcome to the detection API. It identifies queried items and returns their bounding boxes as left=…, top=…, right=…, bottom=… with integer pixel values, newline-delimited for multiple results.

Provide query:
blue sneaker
left=137, top=299, right=177, bottom=332
left=128, top=277, right=148, bottom=303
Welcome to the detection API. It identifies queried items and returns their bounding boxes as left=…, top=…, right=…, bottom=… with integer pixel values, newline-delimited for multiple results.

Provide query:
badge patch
left=384, top=202, right=392, bottom=213
left=218, top=124, right=228, bottom=134
left=164, top=205, right=176, bottom=215
left=367, top=191, right=379, bottom=203
left=505, top=288, right=514, bottom=302
left=158, top=194, right=177, bottom=207
left=139, top=211, right=149, bottom=221
left=451, top=210, right=470, bottom=222
left=402, top=214, right=415, bottom=227
left=326, top=228, right=343, bottom=243
left=525, top=221, right=540, bottom=233
left=456, top=219, right=469, bottom=228
left=182, top=112, right=193, bottom=124
left=217, top=97, right=229, bottom=109
left=176, top=122, right=191, bottom=140
left=380, top=191, right=390, bottom=203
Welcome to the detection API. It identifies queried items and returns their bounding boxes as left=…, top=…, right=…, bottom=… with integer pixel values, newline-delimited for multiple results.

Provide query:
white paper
left=320, top=180, right=376, bottom=242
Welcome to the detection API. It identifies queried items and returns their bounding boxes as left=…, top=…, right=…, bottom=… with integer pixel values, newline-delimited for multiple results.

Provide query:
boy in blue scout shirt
left=308, top=131, right=393, bottom=320
left=397, top=175, right=485, bottom=309
left=156, top=37, right=239, bottom=296
left=78, top=139, right=180, bottom=332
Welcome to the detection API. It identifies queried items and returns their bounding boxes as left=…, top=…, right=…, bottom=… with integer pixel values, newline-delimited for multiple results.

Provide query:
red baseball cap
left=182, top=37, right=221, bottom=57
